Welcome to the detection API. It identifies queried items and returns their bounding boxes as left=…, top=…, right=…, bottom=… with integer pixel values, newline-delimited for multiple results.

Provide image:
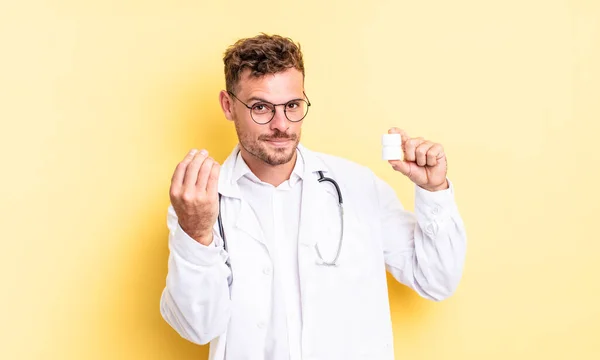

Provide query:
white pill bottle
left=381, top=133, right=404, bottom=161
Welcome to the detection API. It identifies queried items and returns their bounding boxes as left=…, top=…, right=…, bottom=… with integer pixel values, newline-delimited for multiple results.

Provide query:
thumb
left=388, top=127, right=409, bottom=145
left=388, top=159, right=411, bottom=176
left=387, top=127, right=409, bottom=175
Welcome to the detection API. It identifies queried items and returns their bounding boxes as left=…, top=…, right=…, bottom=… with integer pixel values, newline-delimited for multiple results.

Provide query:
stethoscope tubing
left=217, top=170, right=345, bottom=286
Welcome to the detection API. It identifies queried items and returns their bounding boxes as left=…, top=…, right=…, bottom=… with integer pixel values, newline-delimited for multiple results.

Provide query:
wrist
left=179, top=222, right=214, bottom=246
left=193, top=232, right=214, bottom=246
left=420, top=179, right=449, bottom=192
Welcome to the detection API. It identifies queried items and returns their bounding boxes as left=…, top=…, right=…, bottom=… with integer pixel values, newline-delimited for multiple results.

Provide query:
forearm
left=160, top=206, right=232, bottom=344
left=160, top=257, right=231, bottom=344
left=379, top=177, right=467, bottom=301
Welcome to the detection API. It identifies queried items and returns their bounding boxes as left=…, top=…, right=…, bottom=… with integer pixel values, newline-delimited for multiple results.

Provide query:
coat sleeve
left=160, top=204, right=232, bottom=345
left=374, top=174, right=467, bottom=301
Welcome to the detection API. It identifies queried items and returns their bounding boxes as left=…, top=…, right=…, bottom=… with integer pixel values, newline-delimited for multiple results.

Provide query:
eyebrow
left=247, top=96, right=271, bottom=103
left=246, top=95, right=304, bottom=104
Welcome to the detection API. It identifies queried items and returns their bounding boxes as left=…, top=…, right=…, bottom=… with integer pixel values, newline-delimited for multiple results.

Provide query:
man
left=160, top=34, right=467, bottom=360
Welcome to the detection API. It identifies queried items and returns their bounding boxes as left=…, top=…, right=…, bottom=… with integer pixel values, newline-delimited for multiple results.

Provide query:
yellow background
left=1, top=0, right=599, bottom=359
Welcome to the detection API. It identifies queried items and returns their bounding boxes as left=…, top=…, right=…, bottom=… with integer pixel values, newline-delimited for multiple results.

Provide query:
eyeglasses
left=227, top=91, right=311, bottom=125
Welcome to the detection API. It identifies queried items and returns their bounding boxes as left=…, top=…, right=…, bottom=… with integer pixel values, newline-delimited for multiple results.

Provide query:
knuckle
left=181, top=191, right=196, bottom=202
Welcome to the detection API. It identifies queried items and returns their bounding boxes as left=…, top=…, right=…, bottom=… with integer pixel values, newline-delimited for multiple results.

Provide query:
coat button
left=263, top=267, right=272, bottom=275
left=257, top=321, right=266, bottom=329
left=432, top=206, right=440, bottom=215
left=425, top=221, right=439, bottom=236
left=426, top=223, right=435, bottom=235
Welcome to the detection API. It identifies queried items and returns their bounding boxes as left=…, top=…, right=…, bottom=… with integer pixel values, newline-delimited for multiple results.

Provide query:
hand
left=387, top=128, right=449, bottom=192
left=169, top=149, right=221, bottom=245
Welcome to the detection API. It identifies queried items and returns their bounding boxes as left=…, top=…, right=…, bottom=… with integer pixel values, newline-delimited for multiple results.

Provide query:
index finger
left=206, top=162, right=221, bottom=199
left=171, top=149, right=198, bottom=186
left=388, top=127, right=410, bottom=149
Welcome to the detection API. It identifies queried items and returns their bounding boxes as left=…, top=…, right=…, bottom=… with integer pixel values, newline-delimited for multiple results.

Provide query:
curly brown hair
left=223, top=33, right=305, bottom=93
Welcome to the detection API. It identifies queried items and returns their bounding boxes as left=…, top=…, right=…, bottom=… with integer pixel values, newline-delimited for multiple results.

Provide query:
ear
left=219, top=90, right=234, bottom=121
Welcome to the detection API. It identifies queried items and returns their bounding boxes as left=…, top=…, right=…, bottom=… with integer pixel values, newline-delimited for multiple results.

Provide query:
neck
left=240, top=148, right=297, bottom=187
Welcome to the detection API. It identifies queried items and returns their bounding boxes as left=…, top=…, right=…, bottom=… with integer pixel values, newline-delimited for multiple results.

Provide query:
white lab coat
left=160, top=144, right=467, bottom=360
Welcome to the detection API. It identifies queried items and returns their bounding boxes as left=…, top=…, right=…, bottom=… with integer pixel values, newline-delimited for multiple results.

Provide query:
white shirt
left=231, top=150, right=305, bottom=360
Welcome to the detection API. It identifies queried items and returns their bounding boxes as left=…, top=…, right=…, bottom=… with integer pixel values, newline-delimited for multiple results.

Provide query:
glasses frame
left=227, top=90, right=311, bottom=125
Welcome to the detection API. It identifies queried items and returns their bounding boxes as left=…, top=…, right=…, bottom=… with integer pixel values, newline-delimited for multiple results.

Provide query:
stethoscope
left=217, top=171, right=344, bottom=285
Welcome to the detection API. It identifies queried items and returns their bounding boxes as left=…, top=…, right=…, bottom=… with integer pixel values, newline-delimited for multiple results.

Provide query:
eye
left=287, top=101, right=300, bottom=110
left=252, top=103, right=273, bottom=114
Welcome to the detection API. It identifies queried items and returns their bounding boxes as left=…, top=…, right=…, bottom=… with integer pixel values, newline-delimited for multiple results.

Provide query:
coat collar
left=217, top=143, right=328, bottom=199
left=217, top=143, right=331, bottom=253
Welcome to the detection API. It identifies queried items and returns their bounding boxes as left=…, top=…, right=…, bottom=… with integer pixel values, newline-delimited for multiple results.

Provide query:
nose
left=269, top=105, right=289, bottom=132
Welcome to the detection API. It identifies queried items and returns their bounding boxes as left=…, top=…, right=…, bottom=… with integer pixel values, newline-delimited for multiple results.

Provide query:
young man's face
left=226, top=68, right=305, bottom=166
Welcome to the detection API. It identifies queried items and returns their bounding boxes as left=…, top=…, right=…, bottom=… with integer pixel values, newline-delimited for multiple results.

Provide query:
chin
left=261, top=142, right=297, bottom=166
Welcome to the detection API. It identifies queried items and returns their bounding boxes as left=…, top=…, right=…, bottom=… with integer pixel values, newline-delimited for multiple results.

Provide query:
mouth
left=264, top=138, right=292, bottom=147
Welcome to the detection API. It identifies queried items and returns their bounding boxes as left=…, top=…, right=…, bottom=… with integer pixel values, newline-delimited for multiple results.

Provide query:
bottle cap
left=382, top=133, right=401, bottom=146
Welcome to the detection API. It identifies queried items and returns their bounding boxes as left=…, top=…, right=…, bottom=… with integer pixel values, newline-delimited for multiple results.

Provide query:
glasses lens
left=251, top=103, right=275, bottom=124
left=285, top=100, right=309, bottom=122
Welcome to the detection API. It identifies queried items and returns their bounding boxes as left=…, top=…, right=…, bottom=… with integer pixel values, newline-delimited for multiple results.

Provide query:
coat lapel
left=217, top=144, right=268, bottom=249
left=234, top=200, right=267, bottom=247
left=297, top=144, right=330, bottom=249
left=217, top=144, right=330, bottom=253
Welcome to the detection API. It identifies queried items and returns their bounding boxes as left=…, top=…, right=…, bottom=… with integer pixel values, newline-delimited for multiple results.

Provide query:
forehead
left=237, top=68, right=304, bottom=102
